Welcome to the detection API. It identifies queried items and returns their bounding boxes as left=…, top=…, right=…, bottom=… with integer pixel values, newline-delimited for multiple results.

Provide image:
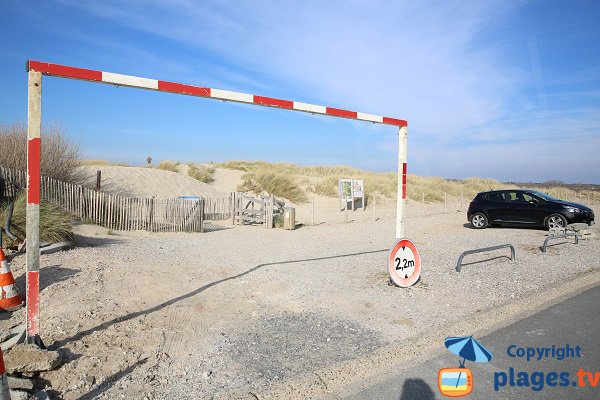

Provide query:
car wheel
left=546, top=214, right=567, bottom=230
left=470, top=213, right=488, bottom=229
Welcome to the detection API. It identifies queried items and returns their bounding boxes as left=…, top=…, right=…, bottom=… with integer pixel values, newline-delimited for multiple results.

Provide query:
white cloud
left=50, top=0, right=600, bottom=182
left=58, top=1, right=521, bottom=131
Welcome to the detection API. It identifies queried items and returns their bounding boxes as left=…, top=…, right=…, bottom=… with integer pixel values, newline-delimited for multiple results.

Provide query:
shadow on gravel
left=74, top=234, right=125, bottom=248
left=51, top=248, right=388, bottom=348
left=77, top=357, right=148, bottom=400
left=399, top=378, right=436, bottom=400
left=14, top=265, right=80, bottom=294
left=202, top=222, right=233, bottom=232
left=462, top=222, right=545, bottom=231
left=459, top=255, right=513, bottom=268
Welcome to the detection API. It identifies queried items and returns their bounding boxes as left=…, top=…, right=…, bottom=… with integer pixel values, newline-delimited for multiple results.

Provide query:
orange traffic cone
left=0, top=249, right=23, bottom=312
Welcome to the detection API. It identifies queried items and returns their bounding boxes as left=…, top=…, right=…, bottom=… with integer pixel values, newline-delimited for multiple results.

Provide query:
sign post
left=339, top=178, right=364, bottom=211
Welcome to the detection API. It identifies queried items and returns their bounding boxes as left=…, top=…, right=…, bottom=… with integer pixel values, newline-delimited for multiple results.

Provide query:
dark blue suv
left=467, top=189, right=595, bottom=230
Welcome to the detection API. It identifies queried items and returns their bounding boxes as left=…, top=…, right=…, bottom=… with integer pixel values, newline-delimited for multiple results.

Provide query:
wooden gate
left=231, top=192, right=281, bottom=228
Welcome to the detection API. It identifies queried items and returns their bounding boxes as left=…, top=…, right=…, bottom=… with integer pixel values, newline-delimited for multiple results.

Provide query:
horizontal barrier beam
left=26, top=60, right=407, bottom=127
left=456, top=244, right=515, bottom=272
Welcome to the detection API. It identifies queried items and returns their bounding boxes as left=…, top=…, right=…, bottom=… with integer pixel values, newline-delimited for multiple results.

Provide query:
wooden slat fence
left=0, top=165, right=236, bottom=232
left=203, top=195, right=233, bottom=221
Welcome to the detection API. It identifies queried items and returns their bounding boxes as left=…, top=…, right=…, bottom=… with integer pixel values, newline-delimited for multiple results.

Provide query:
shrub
left=188, top=164, right=215, bottom=183
left=237, top=172, right=308, bottom=204
left=0, top=193, right=73, bottom=245
left=0, top=122, right=82, bottom=184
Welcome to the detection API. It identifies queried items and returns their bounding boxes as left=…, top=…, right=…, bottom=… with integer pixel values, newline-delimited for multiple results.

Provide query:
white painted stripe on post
left=357, top=112, right=383, bottom=123
left=211, top=88, right=253, bottom=103
left=293, top=101, right=327, bottom=114
left=102, top=72, right=158, bottom=90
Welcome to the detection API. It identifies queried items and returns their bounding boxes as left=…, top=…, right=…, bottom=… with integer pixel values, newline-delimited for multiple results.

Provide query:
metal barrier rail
left=542, top=233, right=579, bottom=253
left=456, top=244, right=516, bottom=272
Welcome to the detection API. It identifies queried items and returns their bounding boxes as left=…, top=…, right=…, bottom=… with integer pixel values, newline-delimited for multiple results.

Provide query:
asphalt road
left=338, top=285, right=599, bottom=400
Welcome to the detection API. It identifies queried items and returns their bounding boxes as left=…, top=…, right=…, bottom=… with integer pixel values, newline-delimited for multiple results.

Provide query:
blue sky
left=1, top=0, right=599, bottom=183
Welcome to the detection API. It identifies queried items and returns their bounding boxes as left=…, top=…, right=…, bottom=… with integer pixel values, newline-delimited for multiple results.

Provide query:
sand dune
left=79, top=165, right=228, bottom=198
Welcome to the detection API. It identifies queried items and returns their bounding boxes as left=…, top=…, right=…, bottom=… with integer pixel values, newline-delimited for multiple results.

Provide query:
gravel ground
left=1, top=201, right=598, bottom=399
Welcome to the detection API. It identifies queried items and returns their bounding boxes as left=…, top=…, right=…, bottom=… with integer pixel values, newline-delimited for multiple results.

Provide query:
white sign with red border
left=389, top=239, right=421, bottom=287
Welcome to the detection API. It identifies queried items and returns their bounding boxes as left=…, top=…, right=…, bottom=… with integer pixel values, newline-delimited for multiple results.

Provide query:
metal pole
left=373, top=194, right=376, bottom=221
left=312, top=197, right=315, bottom=226
left=396, top=126, right=408, bottom=239
left=26, top=70, right=42, bottom=346
left=444, top=192, right=447, bottom=214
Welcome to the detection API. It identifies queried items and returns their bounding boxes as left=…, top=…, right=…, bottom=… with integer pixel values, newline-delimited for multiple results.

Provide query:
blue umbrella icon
left=444, top=336, right=493, bottom=387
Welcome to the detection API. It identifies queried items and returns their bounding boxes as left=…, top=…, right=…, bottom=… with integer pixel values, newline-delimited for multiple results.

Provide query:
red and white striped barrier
left=24, top=60, right=409, bottom=344
left=26, top=61, right=407, bottom=127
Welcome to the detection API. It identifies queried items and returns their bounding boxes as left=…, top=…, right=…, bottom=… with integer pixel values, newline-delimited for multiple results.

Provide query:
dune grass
left=237, top=172, right=308, bottom=203
left=188, top=163, right=215, bottom=183
left=154, top=161, right=180, bottom=173
left=80, top=159, right=130, bottom=167
left=0, top=193, right=73, bottom=246
left=219, top=160, right=598, bottom=205
left=312, top=176, right=338, bottom=197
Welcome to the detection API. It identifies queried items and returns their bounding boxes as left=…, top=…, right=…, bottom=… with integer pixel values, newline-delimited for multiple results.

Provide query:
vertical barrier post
left=396, top=125, right=408, bottom=239
left=0, top=346, right=11, bottom=399
left=26, top=70, right=43, bottom=346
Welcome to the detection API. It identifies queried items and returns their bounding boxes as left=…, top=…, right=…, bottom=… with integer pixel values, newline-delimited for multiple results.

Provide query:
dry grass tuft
left=154, top=161, right=180, bottom=173
left=237, top=172, right=308, bottom=204
left=188, top=164, right=215, bottom=183
left=0, top=122, right=82, bottom=184
left=80, top=159, right=130, bottom=167
left=0, top=193, right=73, bottom=245
left=311, top=176, right=338, bottom=197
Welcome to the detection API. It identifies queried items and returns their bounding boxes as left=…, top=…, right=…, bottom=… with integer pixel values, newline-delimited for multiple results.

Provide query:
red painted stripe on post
left=26, top=271, right=39, bottom=337
left=253, top=95, right=293, bottom=109
left=383, top=117, right=408, bottom=127
left=28, top=60, right=102, bottom=81
left=402, top=163, right=407, bottom=199
left=27, top=138, right=41, bottom=205
left=326, top=107, right=357, bottom=119
left=0, top=348, right=5, bottom=374
left=158, top=81, right=211, bottom=97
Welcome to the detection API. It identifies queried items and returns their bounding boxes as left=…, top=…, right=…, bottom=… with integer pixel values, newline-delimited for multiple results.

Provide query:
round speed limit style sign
left=388, top=239, right=421, bottom=287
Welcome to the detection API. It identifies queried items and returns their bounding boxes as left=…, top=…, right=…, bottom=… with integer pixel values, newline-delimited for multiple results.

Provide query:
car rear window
left=488, top=192, right=506, bottom=202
